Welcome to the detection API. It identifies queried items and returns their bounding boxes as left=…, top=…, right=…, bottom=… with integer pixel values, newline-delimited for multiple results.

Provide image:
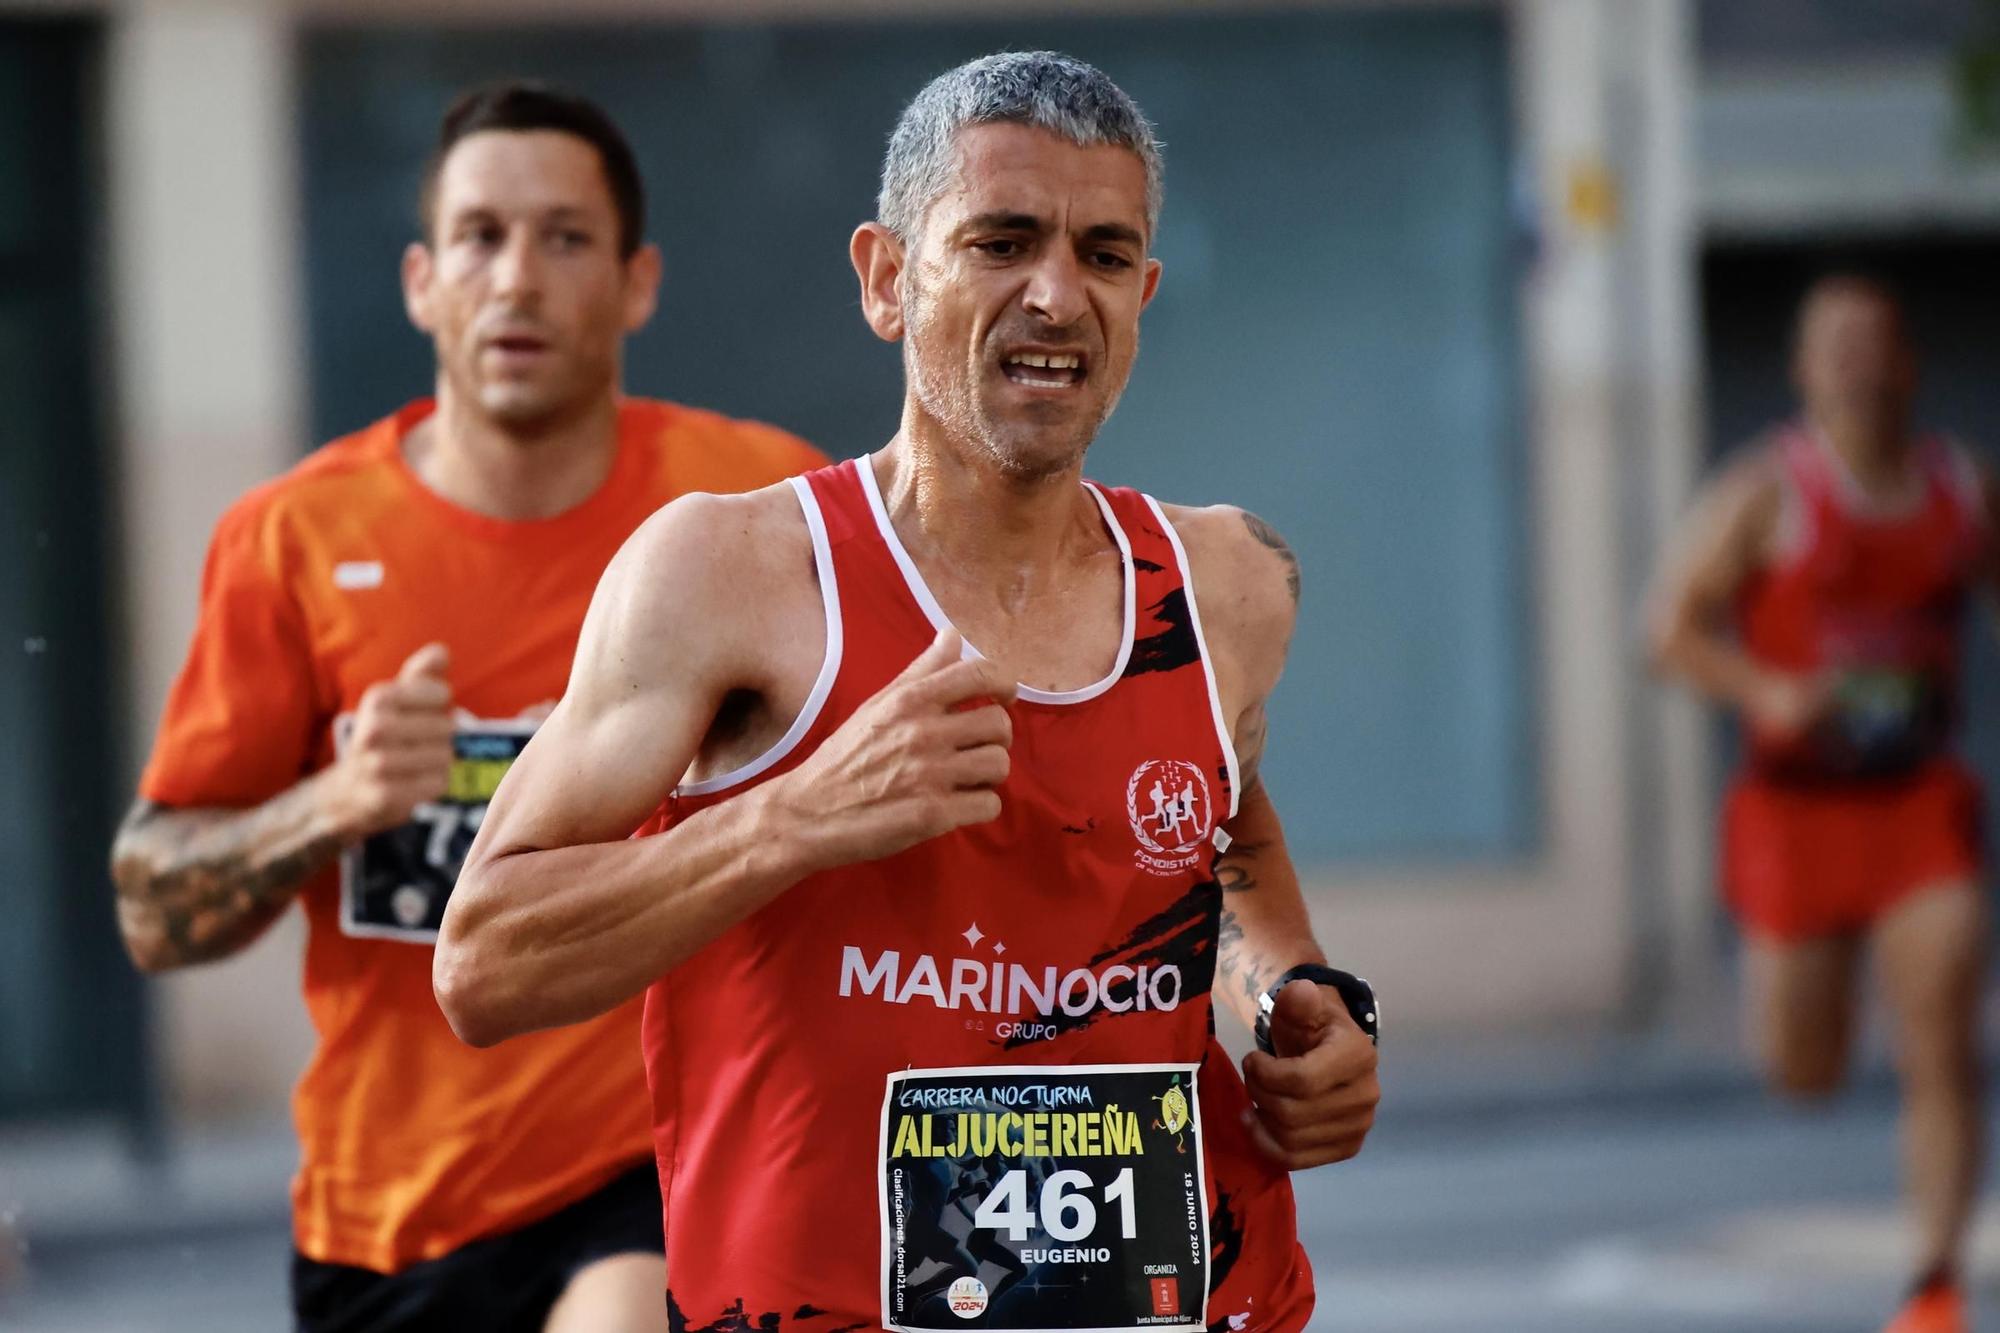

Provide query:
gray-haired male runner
left=438, top=53, right=1378, bottom=1332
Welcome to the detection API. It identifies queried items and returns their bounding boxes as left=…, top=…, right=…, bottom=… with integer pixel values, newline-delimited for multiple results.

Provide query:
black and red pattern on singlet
left=637, top=457, right=1313, bottom=1332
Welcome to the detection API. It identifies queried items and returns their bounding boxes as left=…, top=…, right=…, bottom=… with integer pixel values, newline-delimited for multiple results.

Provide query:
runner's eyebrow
left=956, top=211, right=1046, bottom=236
left=444, top=203, right=602, bottom=227
left=952, top=214, right=1145, bottom=250
left=1080, top=222, right=1144, bottom=249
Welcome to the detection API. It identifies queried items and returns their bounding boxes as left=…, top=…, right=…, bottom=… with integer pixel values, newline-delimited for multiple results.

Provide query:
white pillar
left=1514, top=0, right=1711, bottom=1025
left=1623, top=0, right=1720, bottom=1022
left=109, top=0, right=314, bottom=1121
left=1514, top=0, right=1639, bottom=1016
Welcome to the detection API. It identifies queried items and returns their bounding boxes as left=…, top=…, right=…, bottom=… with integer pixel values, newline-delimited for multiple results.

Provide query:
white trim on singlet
left=1807, top=425, right=1930, bottom=520
left=1141, top=495, right=1242, bottom=822
left=673, top=476, right=842, bottom=797
left=1769, top=434, right=1817, bottom=567
left=856, top=455, right=1136, bottom=706
left=1939, top=434, right=1987, bottom=519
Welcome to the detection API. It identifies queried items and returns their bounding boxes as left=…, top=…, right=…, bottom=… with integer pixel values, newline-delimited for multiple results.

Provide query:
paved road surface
left=3, top=1084, right=1993, bottom=1332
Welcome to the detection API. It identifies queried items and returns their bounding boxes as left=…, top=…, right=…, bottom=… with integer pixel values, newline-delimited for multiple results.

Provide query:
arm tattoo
left=1239, top=511, right=1300, bottom=607
left=111, top=783, right=349, bottom=971
left=1211, top=779, right=1325, bottom=1026
left=1214, top=832, right=1278, bottom=1007
left=1216, top=906, right=1262, bottom=1007
left=1218, top=905, right=1246, bottom=949
left=1217, top=835, right=1262, bottom=895
left=1234, top=707, right=1270, bottom=796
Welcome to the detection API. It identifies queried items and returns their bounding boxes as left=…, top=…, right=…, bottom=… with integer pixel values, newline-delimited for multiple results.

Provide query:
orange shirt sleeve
left=138, top=490, right=324, bottom=809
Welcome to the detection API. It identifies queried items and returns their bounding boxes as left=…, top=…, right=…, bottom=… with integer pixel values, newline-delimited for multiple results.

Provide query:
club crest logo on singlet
left=1125, top=760, right=1213, bottom=877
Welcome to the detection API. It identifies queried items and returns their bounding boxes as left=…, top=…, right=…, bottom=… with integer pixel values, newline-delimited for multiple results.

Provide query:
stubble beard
left=457, top=346, right=606, bottom=444
left=903, top=328, right=1116, bottom=485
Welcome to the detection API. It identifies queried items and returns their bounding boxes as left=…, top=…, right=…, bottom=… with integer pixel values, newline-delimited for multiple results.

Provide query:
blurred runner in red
left=1652, top=275, right=1998, bottom=1333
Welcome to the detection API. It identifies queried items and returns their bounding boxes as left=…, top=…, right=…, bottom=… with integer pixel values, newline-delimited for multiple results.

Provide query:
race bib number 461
left=335, top=716, right=536, bottom=943
left=879, top=1064, right=1209, bottom=1333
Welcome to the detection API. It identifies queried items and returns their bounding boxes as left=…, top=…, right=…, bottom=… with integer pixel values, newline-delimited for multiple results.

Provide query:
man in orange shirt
left=109, top=82, right=823, bottom=1330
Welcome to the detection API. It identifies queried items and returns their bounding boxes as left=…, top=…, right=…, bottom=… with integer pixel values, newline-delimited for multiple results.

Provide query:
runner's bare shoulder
left=575, top=480, right=821, bottom=707
left=1695, top=435, right=1789, bottom=571
left=1153, top=501, right=1299, bottom=699
left=1953, top=441, right=2000, bottom=585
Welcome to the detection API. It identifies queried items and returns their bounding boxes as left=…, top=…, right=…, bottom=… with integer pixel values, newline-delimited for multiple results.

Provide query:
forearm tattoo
left=1214, top=830, right=1283, bottom=1010
left=1217, top=832, right=1262, bottom=896
left=111, top=788, right=346, bottom=969
left=1217, top=905, right=1252, bottom=1003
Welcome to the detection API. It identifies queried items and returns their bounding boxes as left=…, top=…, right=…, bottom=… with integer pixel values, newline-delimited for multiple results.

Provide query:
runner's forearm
left=110, top=777, right=353, bottom=972
left=1652, top=618, right=1781, bottom=715
left=1214, top=779, right=1325, bottom=1031
left=437, top=776, right=826, bottom=1046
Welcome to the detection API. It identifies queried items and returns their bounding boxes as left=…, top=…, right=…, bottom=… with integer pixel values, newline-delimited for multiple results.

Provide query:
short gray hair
left=877, top=51, right=1164, bottom=244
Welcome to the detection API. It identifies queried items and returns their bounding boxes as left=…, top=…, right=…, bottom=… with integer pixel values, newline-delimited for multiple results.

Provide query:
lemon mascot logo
left=1151, top=1073, right=1191, bottom=1153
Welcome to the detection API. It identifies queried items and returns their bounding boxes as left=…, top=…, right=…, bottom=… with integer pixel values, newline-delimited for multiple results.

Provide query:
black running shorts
left=291, top=1163, right=662, bottom=1332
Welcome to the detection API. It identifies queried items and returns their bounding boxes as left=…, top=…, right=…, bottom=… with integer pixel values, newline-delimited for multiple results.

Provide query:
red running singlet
left=638, top=458, right=1313, bottom=1333
left=1722, top=425, right=1989, bottom=940
left=1735, top=424, right=1986, bottom=781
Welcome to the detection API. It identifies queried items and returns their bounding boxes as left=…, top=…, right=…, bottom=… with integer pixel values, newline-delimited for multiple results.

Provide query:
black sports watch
left=1253, top=964, right=1379, bottom=1053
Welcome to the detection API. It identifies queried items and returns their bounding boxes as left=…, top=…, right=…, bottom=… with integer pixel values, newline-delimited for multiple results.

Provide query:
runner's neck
left=405, top=388, right=621, bottom=522
left=1812, top=412, right=1921, bottom=509
left=871, top=437, right=1111, bottom=614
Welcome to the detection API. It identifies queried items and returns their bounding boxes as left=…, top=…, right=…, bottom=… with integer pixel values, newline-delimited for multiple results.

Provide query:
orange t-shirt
left=138, top=397, right=826, bottom=1273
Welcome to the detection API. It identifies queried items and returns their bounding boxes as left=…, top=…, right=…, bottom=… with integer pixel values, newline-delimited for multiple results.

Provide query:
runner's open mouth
left=1001, top=350, right=1087, bottom=388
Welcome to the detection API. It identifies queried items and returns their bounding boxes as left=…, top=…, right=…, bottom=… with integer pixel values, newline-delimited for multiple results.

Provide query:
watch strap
left=1252, top=963, right=1379, bottom=1054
